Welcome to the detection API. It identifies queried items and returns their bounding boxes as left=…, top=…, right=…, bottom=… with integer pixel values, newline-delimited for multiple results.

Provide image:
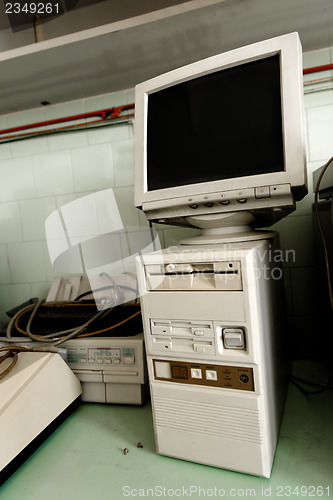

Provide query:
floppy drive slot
left=151, top=320, right=213, bottom=338
left=152, top=338, right=214, bottom=355
left=145, top=261, right=242, bottom=291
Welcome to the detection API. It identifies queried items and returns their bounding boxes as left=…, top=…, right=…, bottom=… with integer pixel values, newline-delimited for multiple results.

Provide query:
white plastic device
left=0, top=352, right=82, bottom=483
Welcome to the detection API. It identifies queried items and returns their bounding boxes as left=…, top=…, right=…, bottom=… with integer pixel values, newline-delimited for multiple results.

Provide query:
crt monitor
left=134, top=32, right=307, bottom=239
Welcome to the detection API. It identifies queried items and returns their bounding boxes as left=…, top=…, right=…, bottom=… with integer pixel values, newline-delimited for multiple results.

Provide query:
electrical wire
left=99, top=272, right=123, bottom=306
left=7, top=301, right=141, bottom=341
left=290, top=357, right=333, bottom=395
left=0, top=346, right=31, bottom=380
left=314, top=155, right=333, bottom=311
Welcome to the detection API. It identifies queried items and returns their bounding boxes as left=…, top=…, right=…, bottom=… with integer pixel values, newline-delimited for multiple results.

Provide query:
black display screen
left=147, top=55, right=284, bottom=192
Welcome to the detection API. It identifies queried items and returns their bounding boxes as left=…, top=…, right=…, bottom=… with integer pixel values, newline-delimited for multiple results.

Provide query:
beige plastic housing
left=0, top=352, right=82, bottom=474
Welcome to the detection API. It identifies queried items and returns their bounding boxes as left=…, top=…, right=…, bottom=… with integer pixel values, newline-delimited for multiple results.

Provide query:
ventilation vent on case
left=153, top=396, right=263, bottom=445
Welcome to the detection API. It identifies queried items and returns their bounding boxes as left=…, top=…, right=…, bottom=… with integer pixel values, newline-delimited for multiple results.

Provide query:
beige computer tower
left=136, top=237, right=288, bottom=478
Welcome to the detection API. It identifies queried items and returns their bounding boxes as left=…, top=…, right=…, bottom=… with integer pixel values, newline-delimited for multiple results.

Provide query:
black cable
left=290, top=356, right=333, bottom=395
left=314, top=156, right=333, bottom=311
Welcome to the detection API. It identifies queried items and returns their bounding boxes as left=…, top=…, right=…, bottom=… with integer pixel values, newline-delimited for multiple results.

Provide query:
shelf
left=0, top=0, right=332, bottom=115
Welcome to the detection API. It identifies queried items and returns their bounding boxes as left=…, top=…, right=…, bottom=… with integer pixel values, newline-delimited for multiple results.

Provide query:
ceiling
left=0, top=0, right=332, bottom=115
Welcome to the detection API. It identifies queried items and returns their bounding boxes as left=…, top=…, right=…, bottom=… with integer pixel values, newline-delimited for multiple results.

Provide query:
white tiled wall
left=0, top=88, right=143, bottom=323
left=0, top=46, right=332, bottom=334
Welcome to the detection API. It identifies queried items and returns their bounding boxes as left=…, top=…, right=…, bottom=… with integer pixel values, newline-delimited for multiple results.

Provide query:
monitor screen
left=147, top=54, right=284, bottom=192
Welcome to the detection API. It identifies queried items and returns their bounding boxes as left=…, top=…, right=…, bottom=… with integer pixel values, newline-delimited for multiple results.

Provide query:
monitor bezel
left=134, top=32, right=306, bottom=214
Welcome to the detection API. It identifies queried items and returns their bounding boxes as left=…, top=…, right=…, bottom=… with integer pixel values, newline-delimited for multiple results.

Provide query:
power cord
left=0, top=346, right=31, bottom=380
left=314, top=155, right=333, bottom=311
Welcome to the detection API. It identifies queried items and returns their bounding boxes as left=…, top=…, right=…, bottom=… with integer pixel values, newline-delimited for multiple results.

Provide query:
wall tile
left=84, top=91, right=128, bottom=113
left=71, top=143, right=114, bottom=192
left=0, top=143, right=11, bottom=160
left=303, top=45, right=333, bottom=109
left=6, top=107, right=45, bottom=128
left=8, top=241, right=47, bottom=282
left=0, top=284, right=32, bottom=324
left=43, top=241, right=63, bottom=282
left=137, top=208, right=150, bottom=228
left=303, top=88, right=333, bottom=109
left=0, top=115, right=8, bottom=129
left=113, top=138, right=135, bottom=186
left=59, top=189, right=123, bottom=244
left=10, top=136, right=49, bottom=157
left=33, top=150, right=73, bottom=196
left=307, top=104, right=333, bottom=162
left=0, top=245, right=10, bottom=283
left=44, top=100, right=84, bottom=121
left=128, top=120, right=135, bottom=139
left=87, top=122, right=130, bottom=144
left=20, top=197, right=57, bottom=241
left=113, top=186, right=140, bottom=227
left=55, top=191, right=94, bottom=208
left=0, top=156, right=36, bottom=201
left=125, top=88, right=135, bottom=105
left=0, top=202, right=22, bottom=243
left=30, top=282, right=51, bottom=301
left=303, top=48, right=331, bottom=70
left=48, top=129, right=88, bottom=152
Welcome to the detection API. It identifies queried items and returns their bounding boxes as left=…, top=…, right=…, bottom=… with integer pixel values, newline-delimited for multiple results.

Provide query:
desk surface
left=1, top=382, right=332, bottom=500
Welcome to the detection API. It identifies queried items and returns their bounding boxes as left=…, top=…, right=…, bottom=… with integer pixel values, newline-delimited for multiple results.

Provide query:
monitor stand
left=182, top=211, right=277, bottom=244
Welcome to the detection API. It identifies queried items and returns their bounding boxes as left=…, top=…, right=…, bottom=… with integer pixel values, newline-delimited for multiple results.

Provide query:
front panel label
left=153, top=359, right=254, bottom=391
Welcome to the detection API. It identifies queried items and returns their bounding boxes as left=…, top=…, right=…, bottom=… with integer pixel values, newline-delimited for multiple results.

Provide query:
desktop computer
left=134, top=32, right=307, bottom=477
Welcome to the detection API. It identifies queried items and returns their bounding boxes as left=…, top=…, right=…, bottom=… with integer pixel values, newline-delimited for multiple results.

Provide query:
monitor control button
left=255, top=186, right=270, bottom=199
left=237, top=198, right=247, bottom=204
left=188, top=204, right=198, bottom=209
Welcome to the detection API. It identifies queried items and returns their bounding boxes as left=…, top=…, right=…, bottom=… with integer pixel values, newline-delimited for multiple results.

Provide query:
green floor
left=1, top=382, right=332, bottom=500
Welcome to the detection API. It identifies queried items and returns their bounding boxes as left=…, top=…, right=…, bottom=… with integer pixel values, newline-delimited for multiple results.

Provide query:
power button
left=239, top=374, right=249, bottom=383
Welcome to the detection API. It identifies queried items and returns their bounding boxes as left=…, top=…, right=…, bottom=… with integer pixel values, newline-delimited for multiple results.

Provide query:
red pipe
left=0, top=64, right=332, bottom=137
left=303, top=64, right=333, bottom=75
left=0, top=104, right=134, bottom=135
